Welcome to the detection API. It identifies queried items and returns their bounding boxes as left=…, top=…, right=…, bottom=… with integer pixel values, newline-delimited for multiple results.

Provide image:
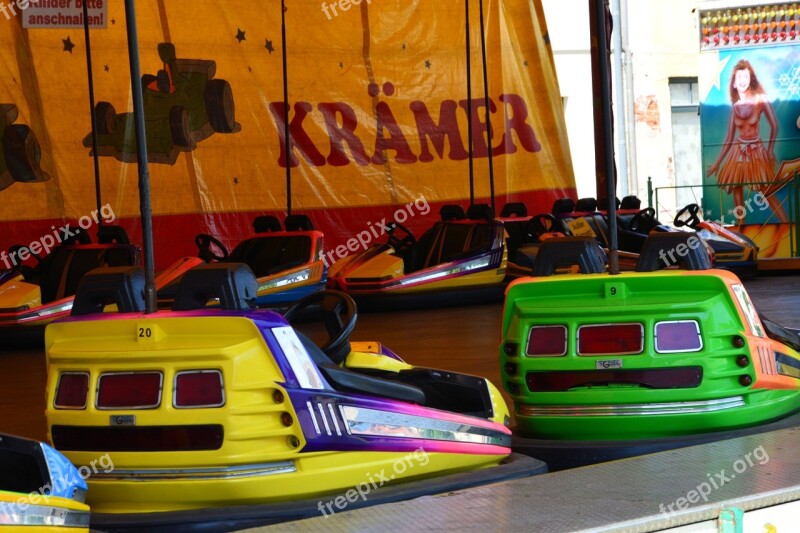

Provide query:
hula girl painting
left=706, top=59, right=788, bottom=223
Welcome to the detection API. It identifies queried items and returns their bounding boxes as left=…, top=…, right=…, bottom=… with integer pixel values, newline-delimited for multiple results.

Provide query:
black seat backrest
left=636, top=232, right=711, bottom=272
left=440, top=204, right=466, bottom=221
left=432, top=223, right=473, bottom=265
left=0, top=434, right=49, bottom=495
left=467, top=204, right=494, bottom=221
left=588, top=215, right=610, bottom=247
left=172, top=263, right=258, bottom=311
left=285, top=215, right=314, bottom=231
left=551, top=198, right=576, bottom=216
left=62, top=228, right=91, bottom=246
left=621, top=195, right=642, bottom=210
left=228, top=235, right=312, bottom=277
left=597, top=197, right=620, bottom=211
left=39, top=244, right=139, bottom=303
left=402, top=225, right=440, bottom=273
left=500, top=202, right=528, bottom=218
left=71, top=267, right=145, bottom=316
left=253, top=215, right=282, bottom=233
left=97, top=225, right=130, bottom=244
left=575, top=197, right=598, bottom=212
left=532, top=236, right=607, bottom=276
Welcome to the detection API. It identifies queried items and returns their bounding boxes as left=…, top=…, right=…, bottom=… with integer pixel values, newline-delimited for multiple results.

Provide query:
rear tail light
left=55, top=372, right=89, bottom=409
left=97, top=372, right=163, bottom=409
left=526, top=326, right=568, bottom=357
left=578, top=323, right=643, bottom=355
left=654, top=320, right=703, bottom=353
left=174, top=370, right=225, bottom=408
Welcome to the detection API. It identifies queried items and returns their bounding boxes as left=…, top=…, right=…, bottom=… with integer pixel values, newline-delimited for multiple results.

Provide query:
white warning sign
left=22, top=0, right=107, bottom=29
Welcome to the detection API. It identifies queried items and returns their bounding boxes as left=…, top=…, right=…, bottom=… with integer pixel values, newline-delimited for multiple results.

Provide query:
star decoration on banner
left=62, top=37, right=75, bottom=53
left=424, top=60, right=431, bottom=69
left=265, top=39, right=274, bottom=53
left=235, top=28, right=246, bottom=43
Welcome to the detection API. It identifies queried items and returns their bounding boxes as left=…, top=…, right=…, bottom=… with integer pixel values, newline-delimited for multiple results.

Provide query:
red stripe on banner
left=1, top=188, right=576, bottom=271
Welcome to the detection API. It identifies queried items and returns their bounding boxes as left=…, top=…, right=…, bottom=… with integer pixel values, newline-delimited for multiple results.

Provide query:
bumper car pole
left=478, top=0, right=495, bottom=214
left=593, top=0, right=620, bottom=275
left=124, top=0, right=157, bottom=313
left=81, top=0, right=103, bottom=221
left=465, top=0, right=475, bottom=206
left=281, top=0, right=292, bottom=216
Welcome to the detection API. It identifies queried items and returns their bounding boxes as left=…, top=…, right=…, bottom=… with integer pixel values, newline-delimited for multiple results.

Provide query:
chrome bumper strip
left=91, top=461, right=297, bottom=481
left=518, top=396, right=746, bottom=417
left=341, top=406, right=511, bottom=446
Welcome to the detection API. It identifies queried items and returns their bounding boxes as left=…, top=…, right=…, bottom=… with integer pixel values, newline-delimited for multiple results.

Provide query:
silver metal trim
left=338, top=404, right=352, bottom=435
left=759, top=345, right=777, bottom=375
left=327, top=403, right=342, bottom=436
left=307, top=401, right=321, bottom=434
left=317, top=403, right=332, bottom=435
left=90, top=461, right=297, bottom=481
left=518, top=396, right=746, bottom=417
left=0, top=501, right=90, bottom=527
left=173, top=369, right=225, bottom=409
left=341, top=406, right=510, bottom=446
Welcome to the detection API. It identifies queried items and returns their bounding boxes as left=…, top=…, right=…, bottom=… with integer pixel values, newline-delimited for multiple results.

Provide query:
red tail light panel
left=526, top=325, right=568, bottom=357
left=174, top=370, right=225, bottom=408
left=96, top=372, right=163, bottom=410
left=578, top=323, right=644, bottom=356
left=55, top=372, right=90, bottom=410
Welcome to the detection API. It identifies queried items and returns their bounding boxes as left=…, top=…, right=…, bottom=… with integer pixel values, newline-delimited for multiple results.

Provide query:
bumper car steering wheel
left=8, top=244, right=42, bottom=279
left=630, top=207, right=658, bottom=233
left=283, top=290, right=357, bottom=365
left=195, top=233, right=229, bottom=262
left=386, top=221, right=416, bottom=253
left=674, top=204, right=702, bottom=229
left=526, top=213, right=556, bottom=241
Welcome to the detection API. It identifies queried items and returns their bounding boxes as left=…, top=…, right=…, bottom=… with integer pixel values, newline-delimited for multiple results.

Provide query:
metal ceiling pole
left=81, top=1, right=103, bottom=224
left=478, top=0, right=495, bottom=213
left=611, top=0, right=628, bottom=198
left=465, top=0, right=475, bottom=206
left=593, top=0, right=620, bottom=274
left=281, top=0, right=292, bottom=215
left=123, top=0, right=157, bottom=312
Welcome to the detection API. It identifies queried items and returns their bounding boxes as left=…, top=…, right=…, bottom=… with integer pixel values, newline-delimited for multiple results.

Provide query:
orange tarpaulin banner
left=0, top=0, right=574, bottom=269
